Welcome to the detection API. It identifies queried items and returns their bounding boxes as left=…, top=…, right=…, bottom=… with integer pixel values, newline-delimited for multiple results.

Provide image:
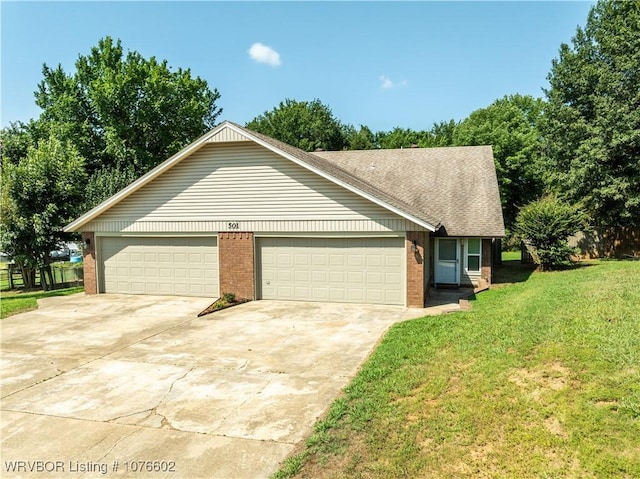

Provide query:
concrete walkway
left=1, top=294, right=457, bottom=478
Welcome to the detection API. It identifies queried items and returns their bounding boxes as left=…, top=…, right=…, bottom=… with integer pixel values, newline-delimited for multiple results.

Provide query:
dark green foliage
left=0, top=136, right=87, bottom=289
left=247, top=100, right=457, bottom=152
left=222, top=292, right=236, bottom=303
left=0, top=121, right=44, bottom=165
left=35, top=36, right=222, bottom=205
left=542, top=0, right=640, bottom=227
left=375, top=120, right=457, bottom=149
left=453, top=94, right=545, bottom=230
left=515, top=196, right=586, bottom=270
left=82, top=164, right=138, bottom=214
left=246, top=99, right=346, bottom=151
left=343, top=124, right=376, bottom=150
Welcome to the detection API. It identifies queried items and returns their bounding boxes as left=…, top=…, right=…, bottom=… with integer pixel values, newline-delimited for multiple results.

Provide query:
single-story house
left=65, top=121, right=504, bottom=308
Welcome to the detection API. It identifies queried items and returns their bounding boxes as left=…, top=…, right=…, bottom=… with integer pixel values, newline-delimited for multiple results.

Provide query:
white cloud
left=248, top=42, right=281, bottom=67
left=380, top=75, right=408, bottom=90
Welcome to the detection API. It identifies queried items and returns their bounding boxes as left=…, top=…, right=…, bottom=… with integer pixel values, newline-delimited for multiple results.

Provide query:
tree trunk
left=39, top=267, right=50, bottom=291
left=46, top=265, right=55, bottom=290
left=21, top=266, right=35, bottom=289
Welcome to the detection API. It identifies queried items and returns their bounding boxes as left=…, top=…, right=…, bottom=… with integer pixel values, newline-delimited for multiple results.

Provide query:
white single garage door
left=100, top=237, right=218, bottom=297
left=257, top=237, right=404, bottom=305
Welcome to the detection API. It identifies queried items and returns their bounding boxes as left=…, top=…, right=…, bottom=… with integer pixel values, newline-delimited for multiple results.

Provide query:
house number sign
left=227, top=222, right=240, bottom=230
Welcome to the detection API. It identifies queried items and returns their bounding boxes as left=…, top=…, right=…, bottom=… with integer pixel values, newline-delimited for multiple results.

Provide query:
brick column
left=218, top=232, right=255, bottom=300
left=406, top=232, right=426, bottom=308
left=81, top=232, right=97, bottom=294
left=481, top=238, right=492, bottom=287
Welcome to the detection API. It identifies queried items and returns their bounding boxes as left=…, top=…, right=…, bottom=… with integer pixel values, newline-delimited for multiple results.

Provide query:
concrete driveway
left=1, top=294, right=443, bottom=478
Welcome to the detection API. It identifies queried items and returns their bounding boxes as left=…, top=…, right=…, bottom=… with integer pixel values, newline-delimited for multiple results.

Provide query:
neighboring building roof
left=65, top=121, right=504, bottom=237
left=314, top=147, right=505, bottom=237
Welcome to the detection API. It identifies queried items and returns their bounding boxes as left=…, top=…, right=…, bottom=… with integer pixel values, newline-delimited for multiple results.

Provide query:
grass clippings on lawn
left=275, top=260, right=640, bottom=479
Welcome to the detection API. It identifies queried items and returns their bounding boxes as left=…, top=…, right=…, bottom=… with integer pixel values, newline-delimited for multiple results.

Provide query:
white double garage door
left=100, top=236, right=405, bottom=305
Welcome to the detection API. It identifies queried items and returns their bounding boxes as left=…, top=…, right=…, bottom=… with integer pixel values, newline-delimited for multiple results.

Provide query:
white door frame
left=435, top=238, right=460, bottom=285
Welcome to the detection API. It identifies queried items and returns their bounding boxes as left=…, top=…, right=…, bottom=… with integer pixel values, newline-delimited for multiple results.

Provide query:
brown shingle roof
left=66, top=121, right=504, bottom=237
left=233, top=122, right=504, bottom=237
left=312, top=147, right=505, bottom=237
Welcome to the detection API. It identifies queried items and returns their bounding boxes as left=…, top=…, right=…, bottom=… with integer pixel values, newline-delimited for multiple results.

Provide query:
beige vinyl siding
left=84, top=218, right=425, bottom=233
left=460, top=270, right=481, bottom=286
left=97, top=143, right=398, bottom=224
left=207, top=128, right=250, bottom=143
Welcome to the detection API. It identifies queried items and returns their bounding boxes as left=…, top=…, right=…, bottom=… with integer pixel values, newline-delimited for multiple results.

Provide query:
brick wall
left=480, top=238, right=492, bottom=287
left=82, top=232, right=97, bottom=294
left=218, top=232, right=255, bottom=300
left=406, top=231, right=426, bottom=308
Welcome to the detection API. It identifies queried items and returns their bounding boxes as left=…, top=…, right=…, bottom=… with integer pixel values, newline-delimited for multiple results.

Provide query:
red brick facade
left=84, top=230, right=495, bottom=307
left=82, top=232, right=97, bottom=295
left=406, top=231, right=427, bottom=308
left=480, top=238, right=492, bottom=288
left=218, top=232, right=255, bottom=300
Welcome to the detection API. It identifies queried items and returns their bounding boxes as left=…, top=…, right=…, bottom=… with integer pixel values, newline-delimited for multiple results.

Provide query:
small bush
left=515, top=196, right=586, bottom=270
left=222, top=292, right=236, bottom=303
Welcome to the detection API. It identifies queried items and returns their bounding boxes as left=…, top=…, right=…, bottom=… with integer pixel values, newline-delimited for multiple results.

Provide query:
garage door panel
left=386, top=256, right=402, bottom=267
left=347, top=256, right=364, bottom=267
left=329, top=271, right=344, bottom=283
left=366, top=256, right=383, bottom=267
left=100, top=237, right=218, bottom=297
left=312, top=255, right=327, bottom=266
left=258, top=237, right=404, bottom=306
left=294, top=270, right=310, bottom=282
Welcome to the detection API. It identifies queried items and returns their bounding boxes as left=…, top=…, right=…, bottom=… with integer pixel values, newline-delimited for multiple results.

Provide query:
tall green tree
left=0, top=120, right=45, bottom=165
left=343, top=124, right=376, bottom=150
left=1, top=136, right=87, bottom=289
left=428, top=119, right=458, bottom=147
left=376, top=127, right=424, bottom=149
left=375, top=121, right=457, bottom=150
left=246, top=99, right=346, bottom=151
left=35, top=36, right=222, bottom=208
left=453, top=94, right=545, bottom=230
left=542, top=0, right=640, bottom=227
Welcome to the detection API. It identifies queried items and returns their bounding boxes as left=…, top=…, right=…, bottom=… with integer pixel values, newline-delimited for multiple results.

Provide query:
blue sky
left=1, top=1, right=594, bottom=132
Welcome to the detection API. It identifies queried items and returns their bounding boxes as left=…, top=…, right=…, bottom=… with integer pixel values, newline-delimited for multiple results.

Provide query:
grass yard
left=276, top=259, right=640, bottom=478
left=0, top=287, right=84, bottom=318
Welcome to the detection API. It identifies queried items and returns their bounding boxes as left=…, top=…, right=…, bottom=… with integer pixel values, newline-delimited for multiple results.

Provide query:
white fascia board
left=227, top=123, right=437, bottom=232
left=64, top=123, right=230, bottom=232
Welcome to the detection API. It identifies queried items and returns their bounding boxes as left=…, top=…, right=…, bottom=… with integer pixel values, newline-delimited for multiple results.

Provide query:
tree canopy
left=0, top=36, right=224, bottom=289
left=542, top=0, right=640, bottom=227
left=35, top=36, right=223, bottom=207
left=453, top=94, right=545, bottom=230
left=376, top=120, right=457, bottom=149
left=246, top=99, right=346, bottom=152
left=0, top=136, right=87, bottom=288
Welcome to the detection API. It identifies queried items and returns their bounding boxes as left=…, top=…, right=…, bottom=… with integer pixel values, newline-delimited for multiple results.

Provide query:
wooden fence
left=0, top=264, right=83, bottom=291
left=569, top=227, right=640, bottom=259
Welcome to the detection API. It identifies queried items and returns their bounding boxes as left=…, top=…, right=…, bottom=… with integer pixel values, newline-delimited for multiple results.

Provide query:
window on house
left=467, top=239, right=481, bottom=272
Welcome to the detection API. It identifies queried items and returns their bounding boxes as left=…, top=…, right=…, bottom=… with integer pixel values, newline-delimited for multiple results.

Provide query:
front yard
left=0, top=287, right=84, bottom=318
left=276, top=259, right=640, bottom=478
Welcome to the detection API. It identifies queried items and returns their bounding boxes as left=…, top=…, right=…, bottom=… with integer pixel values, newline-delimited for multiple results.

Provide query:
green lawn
left=501, top=249, right=521, bottom=262
left=276, top=260, right=640, bottom=478
left=1, top=287, right=84, bottom=318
